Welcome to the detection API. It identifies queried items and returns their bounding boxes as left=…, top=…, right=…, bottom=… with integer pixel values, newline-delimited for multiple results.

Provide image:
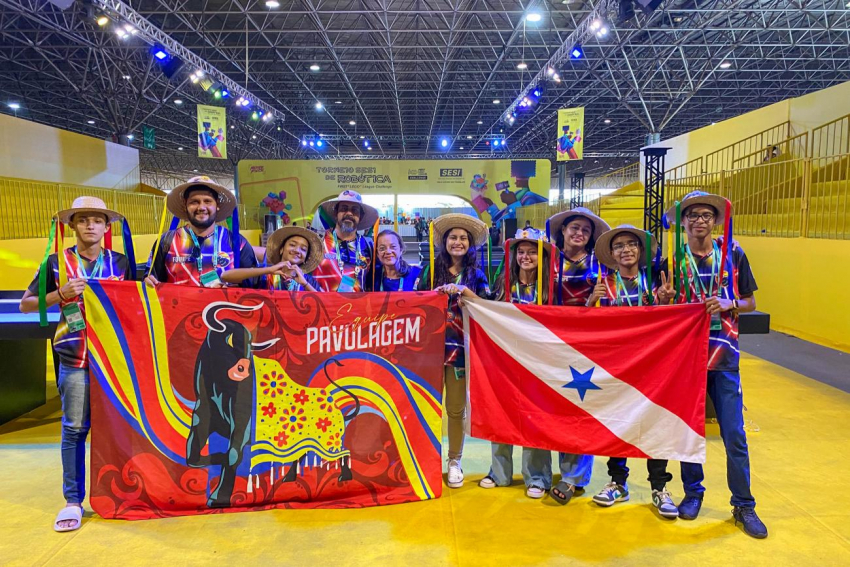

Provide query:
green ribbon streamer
left=38, top=218, right=57, bottom=328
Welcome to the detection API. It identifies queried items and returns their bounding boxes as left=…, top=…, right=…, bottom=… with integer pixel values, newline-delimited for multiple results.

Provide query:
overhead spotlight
left=178, top=146, right=184, bottom=150
left=151, top=44, right=169, bottom=61
left=126, top=134, right=134, bottom=140
left=309, top=140, right=315, bottom=147
left=516, top=62, right=528, bottom=70
left=251, top=111, right=259, bottom=120
left=553, top=73, right=561, bottom=83
left=122, top=74, right=131, bottom=80
left=96, top=15, right=108, bottom=26
left=252, top=135, right=258, bottom=139
left=526, top=12, right=542, bottom=23
left=230, top=125, right=235, bottom=129
left=173, top=99, right=183, bottom=106
left=570, top=44, right=585, bottom=60
left=466, top=135, right=473, bottom=139
left=334, top=100, right=342, bottom=104
left=115, top=28, right=128, bottom=39
left=590, top=18, right=602, bottom=31
left=596, top=25, right=609, bottom=38
left=301, top=139, right=308, bottom=146
left=546, top=66, right=555, bottom=76
left=359, top=135, right=365, bottom=139
left=266, top=0, right=280, bottom=6
left=309, top=64, right=321, bottom=71
left=604, top=118, right=611, bottom=124
left=315, top=101, right=323, bottom=110
left=532, top=87, right=542, bottom=98
left=8, top=102, right=21, bottom=110
left=349, top=120, right=356, bottom=125
left=477, top=120, right=483, bottom=125
left=493, top=99, right=501, bottom=104
left=277, top=126, right=281, bottom=131
left=368, top=146, right=373, bottom=151
left=316, top=140, right=324, bottom=147
left=262, top=113, right=273, bottom=122
left=719, top=61, right=732, bottom=69
left=363, top=139, right=370, bottom=147
left=87, top=119, right=95, bottom=124
left=220, top=89, right=229, bottom=98
left=440, top=138, right=449, bottom=148
left=460, top=146, right=465, bottom=150
left=493, top=140, right=500, bottom=147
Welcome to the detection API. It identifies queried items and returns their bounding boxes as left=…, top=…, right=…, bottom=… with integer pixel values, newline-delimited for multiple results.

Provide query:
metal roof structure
left=1, top=0, right=849, bottom=185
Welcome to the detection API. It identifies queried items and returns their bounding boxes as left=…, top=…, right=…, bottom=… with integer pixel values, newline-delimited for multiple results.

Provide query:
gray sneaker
left=652, top=488, right=679, bottom=519
left=592, top=482, right=629, bottom=507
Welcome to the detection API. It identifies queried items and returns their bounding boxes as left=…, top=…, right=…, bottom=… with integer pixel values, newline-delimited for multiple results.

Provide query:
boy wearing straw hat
left=587, top=225, right=678, bottom=519
left=144, top=176, right=258, bottom=288
left=312, top=190, right=379, bottom=292
left=662, top=190, right=766, bottom=539
left=19, top=197, right=132, bottom=533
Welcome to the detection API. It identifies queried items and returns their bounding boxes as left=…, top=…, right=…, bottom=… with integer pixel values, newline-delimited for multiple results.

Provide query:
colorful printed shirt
left=676, top=239, right=757, bottom=371
left=495, top=279, right=539, bottom=304
left=263, top=272, right=321, bottom=292
left=417, top=267, right=491, bottom=367
left=557, top=251, right=605, bottom=306
left=146, top=225, right=258, bottom=287
left=312, top=230, right=373, bottom=292
left=27, top=247, right=130, bottom=368
left=368, top=265, right=422, bottom=292
left=599, top=270, right=655, bottom=307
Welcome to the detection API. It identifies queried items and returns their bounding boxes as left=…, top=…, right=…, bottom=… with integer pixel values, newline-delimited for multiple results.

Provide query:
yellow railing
left=0, top=176, right=164, bottom=239
left=586, top=162, right=640, bottom=190
left=665, top=157, right=704, bottom=181
left=731, top=131, right=809, bottom=169
left=664, top=155, right=850, bottom=240
left=111, top=165, right=141, bottom=192
left=703, top=122, right=791, bottom=174
left=811, top=113, right=850, bottom=159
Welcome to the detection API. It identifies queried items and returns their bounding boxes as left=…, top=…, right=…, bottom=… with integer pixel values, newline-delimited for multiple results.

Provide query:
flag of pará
left=463, top=299, right=710, bottom=463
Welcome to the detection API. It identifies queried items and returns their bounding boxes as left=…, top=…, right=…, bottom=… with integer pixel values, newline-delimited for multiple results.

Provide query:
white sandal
left=54, top=505, right=83, bottom=532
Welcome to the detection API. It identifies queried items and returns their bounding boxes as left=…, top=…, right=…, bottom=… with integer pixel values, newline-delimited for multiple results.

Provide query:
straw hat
left=664, top=190, right=727, bottom=225
left=595, top=224, right=658, bottom=270
left=320, top=190, right=379, bottom=230
left=507, top=227, right=554, bottom=254
left=168, top=176, right=236, bottom=222
left=432, top=213, right=488, bottom=248
left=547, top=207, right=610, bottom=242
left=57, top=196, right=122, bottom=225
left=265, top=226, right=324, bottom=273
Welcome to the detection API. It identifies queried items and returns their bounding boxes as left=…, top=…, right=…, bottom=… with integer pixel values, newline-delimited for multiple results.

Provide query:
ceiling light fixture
left=516, top=62, right=528, bottom=70
left=87, top=120, right=95, bottom=124
left=526, top=12, right=542, bottom=23
left=309, top=64, right=321, bottom=71
left=719, top=61, right=732, bottom=69
left=477, top=120, right=483, bottom=125
left=265, top=0, right=280, bottom=7
left=8, top=102, right=21, bottom=110
left=349, top=120, right=356, bottom=125
left=315, top=101, right=323, bottom=110
left=178, top=146, right=183, bottom=150
left=96, top=15, right=108, bottom=26
left=493, top=99, right=501, bottom=104
left=174, top=99, right=183, bottom=105
left=604, top=119, right=611, bottom=124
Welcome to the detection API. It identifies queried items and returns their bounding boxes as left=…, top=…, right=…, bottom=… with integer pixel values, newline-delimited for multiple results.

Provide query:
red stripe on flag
left=517, top=303, right=708, bottom=435
left=467, top=316, right=650, bottom=459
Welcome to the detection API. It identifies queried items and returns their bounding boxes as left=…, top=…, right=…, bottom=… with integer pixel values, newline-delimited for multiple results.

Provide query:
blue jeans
left=681, top=370, right=755, bottom=508
left=489, top=443, right=552, bottom=489
left=558, top=452, right=594, bottom=487
left=58, top=364, right=90, bottom=504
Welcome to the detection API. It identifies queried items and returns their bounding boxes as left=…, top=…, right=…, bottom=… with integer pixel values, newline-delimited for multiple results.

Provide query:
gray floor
left=740, top=331, right=850, bottom=394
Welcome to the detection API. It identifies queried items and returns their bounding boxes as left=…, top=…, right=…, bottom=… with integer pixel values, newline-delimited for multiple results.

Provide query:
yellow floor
left=2, top=353, right=850, bottom=566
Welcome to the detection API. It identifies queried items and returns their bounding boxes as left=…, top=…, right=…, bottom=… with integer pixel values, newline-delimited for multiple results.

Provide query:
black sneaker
left=732, top=506, right=768, bottom=539
left=677, top=496, right=703, bottom=520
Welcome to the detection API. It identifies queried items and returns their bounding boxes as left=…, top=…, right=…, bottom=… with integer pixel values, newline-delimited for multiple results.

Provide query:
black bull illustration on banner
left=185, top=301, right=360, bottom=507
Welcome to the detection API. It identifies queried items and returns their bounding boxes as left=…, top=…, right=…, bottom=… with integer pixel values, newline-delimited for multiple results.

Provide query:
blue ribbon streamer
left=122, top=219, right=137, bottom=280
left=231, top=206, right=241, bottom=269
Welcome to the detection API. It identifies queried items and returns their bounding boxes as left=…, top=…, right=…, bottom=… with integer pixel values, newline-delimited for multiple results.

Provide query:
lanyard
left=72, top=248, right=105, bottom=280
left=685, top=242, right=720, bottom=301
left=615, top=271, right=645, bottom=307
left=187, top=226, right=220, bottom=274
left=331, top=231, right=361, bottom=272
left=380, top=272, right=407, bottom=291
left=512, top=282, right=537, bottom=304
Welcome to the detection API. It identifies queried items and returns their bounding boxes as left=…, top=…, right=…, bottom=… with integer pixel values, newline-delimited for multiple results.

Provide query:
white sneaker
left=478, top=476, right=497, bottom=489
left=447, top=459, right=464, bottom=488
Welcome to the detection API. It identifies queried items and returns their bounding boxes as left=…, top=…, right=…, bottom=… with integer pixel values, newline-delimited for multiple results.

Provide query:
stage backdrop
left=237, top=159, right=551, bottom=227
left=84, top=281, right=446, bottom=520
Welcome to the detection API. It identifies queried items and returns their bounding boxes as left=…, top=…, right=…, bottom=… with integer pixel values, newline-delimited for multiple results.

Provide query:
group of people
left=22, top=176, right=767, bottom=539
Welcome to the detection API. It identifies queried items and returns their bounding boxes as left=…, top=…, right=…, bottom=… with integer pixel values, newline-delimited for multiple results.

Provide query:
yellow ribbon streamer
left=148, top=198, right=171, bottom=275
left=536, top=237, right=543, bottom=305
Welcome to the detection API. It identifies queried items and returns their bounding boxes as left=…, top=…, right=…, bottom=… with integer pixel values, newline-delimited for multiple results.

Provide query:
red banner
left=84, top=281, right=446, bottom=519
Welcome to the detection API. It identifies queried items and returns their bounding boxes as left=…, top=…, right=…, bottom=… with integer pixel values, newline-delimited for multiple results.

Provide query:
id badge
left=200, top=270, right=223, bottom=288
left=62, top=301, right=87, bottom=333
left=338, top=274, right=355, bottom=293
left=710, top=312, right=722, bottom=331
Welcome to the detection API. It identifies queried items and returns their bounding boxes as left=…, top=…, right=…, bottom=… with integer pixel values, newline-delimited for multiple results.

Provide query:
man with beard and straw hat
left=312, top=190, right=379, bottom=292
left=144, top=176, right=258, bottom=288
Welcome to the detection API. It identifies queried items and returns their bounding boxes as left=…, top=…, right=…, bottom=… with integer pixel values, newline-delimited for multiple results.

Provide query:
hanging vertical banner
left=197, top=104, right=227, bottom=159
left=556, top=107, right=585, bottom=162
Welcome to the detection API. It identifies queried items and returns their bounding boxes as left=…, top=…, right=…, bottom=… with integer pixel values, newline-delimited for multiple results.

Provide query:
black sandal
left=550, top=481, right=575, bottom=505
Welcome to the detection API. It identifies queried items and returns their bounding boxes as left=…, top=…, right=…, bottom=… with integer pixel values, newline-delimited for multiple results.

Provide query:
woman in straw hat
left=19, top=197, right=132, bottom=532
left=479, top=228, right=555, bottom=499
left=544, top=206, right=611, bottom=505
left=366, top=229, right=422, bottom=292
left=218, top=226, right=323, bottom=291
left=417, top=213, right=492, bottom=488
left=587, top=225, right=679, bottom=519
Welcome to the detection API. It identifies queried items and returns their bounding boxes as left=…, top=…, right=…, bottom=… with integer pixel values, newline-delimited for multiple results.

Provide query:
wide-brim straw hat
left=507, top=227, right=554, bottom=254
left=265, top=226, right=324, bottom=273
left=320, top=190, right=379, bottom=230
left=432, top=213, right=488, bottom=248
left=595, top=224, right=658, bottom=270
left=664, top=190, right=727, bottom=225
left=547, top=207, right=611, bottom=242
left=57, top=196, right=122, bottom=224
left=168, top=176, right=236, bottom=222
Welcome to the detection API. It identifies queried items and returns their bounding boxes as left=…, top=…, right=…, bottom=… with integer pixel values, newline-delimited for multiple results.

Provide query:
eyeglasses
left=565, top=225, right=591, bottom=236
left=685, top=212, right=715, bottom=223
left=611, top=242, right=640, bottom=253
